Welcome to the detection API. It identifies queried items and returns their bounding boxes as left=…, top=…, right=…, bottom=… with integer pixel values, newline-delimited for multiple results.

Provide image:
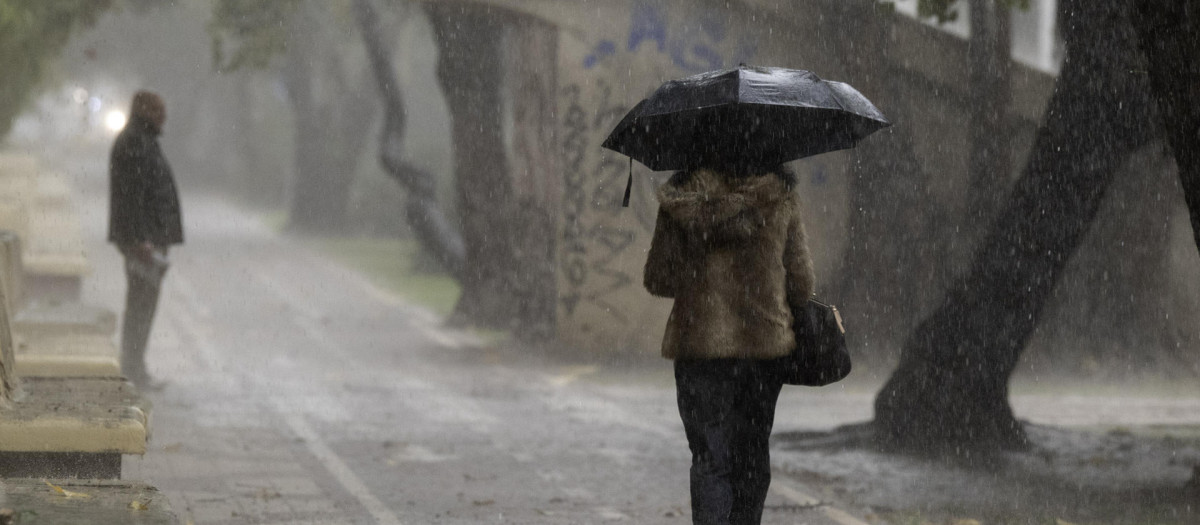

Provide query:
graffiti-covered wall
left=547, top=0, right=854, bottom=355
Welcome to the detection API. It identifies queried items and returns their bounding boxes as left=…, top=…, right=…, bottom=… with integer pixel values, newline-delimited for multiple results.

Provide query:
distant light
left=105, top=110, right=127, bottom=132
left=72, top=88, right=89, bottom=105
left=87, top=96, right=103, bottom=113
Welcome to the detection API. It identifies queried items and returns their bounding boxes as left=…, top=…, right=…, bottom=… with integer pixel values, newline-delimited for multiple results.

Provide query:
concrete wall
left=544, top=0, right=857, bottom=355
left=424, top=0, right=1060, bottom=356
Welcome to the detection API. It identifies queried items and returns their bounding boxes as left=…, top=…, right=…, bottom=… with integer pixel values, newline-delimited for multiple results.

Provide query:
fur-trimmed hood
left=656, top=168, right=791, bottom=241
left=644, top=168, right=815, bottom=361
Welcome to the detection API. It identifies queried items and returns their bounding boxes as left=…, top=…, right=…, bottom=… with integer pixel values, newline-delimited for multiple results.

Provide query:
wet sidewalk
left=65, top=163, right=1200, bottom=524
left=69, top=174, right=869, bottom=524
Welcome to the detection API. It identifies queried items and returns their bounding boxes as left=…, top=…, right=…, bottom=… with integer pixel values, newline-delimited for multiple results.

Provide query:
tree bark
left=873, top=0, right=1157, bottom=454
left=965, top=0, right=1013, bottom=227
left=353, top=0, right=465, bottom=279
left=1130, top=0, right=1200, bottom=257
left=425, top=2, right=560, bottom=337
left=283, top=0, right=372, bottom=234
left=499, top=14, right=560, bottom=340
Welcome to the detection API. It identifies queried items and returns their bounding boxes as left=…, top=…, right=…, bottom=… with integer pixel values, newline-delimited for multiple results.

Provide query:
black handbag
left=774, top=298, right=852, bottom=386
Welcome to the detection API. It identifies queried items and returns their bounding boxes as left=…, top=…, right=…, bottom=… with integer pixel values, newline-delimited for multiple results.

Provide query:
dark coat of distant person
left=107, top=109, right=183, bottom=247
left=643, top=167, right=815, bottom=360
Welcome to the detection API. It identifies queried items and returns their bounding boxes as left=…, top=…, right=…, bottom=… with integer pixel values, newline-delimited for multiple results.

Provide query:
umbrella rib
left=823, top=82, right=853, bottom=113
left=638, top=101, right=825, bottom=119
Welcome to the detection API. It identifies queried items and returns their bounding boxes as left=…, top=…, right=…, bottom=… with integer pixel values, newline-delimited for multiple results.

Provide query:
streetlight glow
left=104, top=110, right=127, bottom=132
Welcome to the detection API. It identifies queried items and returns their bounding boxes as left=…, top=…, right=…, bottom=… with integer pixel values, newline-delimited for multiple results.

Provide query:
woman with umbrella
left=608, top=65, right=888, bottom=524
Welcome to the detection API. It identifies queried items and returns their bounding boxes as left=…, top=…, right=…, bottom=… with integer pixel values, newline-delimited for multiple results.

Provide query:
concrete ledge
left=1, top=378, right=148, bottom=455
left=14, top=355, right=120, bottom=378
left=14, top=333, right=120, bottom=377
left=26, top=203, right=85, bottom=245
left=13, top=357, right=120, bottom=378
left=1, top=478, right=178, bottom=522
left=14, top=302, right=117, bottom=337
left=34, top=174, right=73, bottom=207
left=22, top=253, right=90, bottom=278
left=0, top=416, right=144, bottom=454
left=20, top=274, right=82, bottom=304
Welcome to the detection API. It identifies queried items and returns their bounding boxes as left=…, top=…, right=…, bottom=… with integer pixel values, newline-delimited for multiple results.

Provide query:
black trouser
left=675, top=358, right=783, bottom=525
left=120, top=249, right=166, bottom=382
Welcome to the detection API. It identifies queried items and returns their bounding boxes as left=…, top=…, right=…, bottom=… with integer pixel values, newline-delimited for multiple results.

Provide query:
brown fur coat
left=644, top=168, right=815, bottom=360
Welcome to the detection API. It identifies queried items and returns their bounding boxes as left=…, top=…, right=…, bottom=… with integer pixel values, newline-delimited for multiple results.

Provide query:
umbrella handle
left=622, top=157, right=632, bottom=208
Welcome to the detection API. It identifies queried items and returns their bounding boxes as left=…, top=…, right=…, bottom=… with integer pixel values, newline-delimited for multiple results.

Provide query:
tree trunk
left=283, top=0, right=371, bottom=234
left=283, top=4, right=341, bottom=233
left=832, top=2, right=952, bottom=354
left=965, top=0, right=1013, bottom=227
left=873, top=0, right=1158, bottom=454
left=426, top=2, right=560, bottom=337
left=353, top=0, right=465, bottom=278
left=499, top=14, right=560, bottom=340
left=1131, top=0, right=1200, bottom=257
left=232, top=74, right=256, bottom=198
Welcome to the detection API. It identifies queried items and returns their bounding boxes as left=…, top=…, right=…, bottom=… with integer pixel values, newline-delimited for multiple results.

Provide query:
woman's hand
left=136, top=241, right=157, bottom=263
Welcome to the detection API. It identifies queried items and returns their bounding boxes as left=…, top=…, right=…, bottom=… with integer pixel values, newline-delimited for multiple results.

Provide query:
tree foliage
left=0, top=0, right=117, bottom=137
left=208, top=0, right=377, bottom=234
left=207, top=0, right=300, bottom=72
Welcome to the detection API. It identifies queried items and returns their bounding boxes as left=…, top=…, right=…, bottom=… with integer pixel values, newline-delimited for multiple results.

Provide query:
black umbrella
left=603, top=65, right=891, bottom=205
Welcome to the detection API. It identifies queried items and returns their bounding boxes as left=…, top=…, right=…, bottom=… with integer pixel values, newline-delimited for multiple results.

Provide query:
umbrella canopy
left=602, top=65, right=891, bottom=172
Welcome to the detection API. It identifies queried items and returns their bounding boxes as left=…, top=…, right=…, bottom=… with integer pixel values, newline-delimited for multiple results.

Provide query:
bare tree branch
left=353, top=0, right=465, bottom=278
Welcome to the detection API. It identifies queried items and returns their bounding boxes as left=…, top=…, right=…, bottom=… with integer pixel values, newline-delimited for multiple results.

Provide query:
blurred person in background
left=108, top=90, right=183, bottom=390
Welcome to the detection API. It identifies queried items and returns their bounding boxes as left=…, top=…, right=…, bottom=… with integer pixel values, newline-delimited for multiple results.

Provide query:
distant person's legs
left=120, top=250, right=165, bottom=387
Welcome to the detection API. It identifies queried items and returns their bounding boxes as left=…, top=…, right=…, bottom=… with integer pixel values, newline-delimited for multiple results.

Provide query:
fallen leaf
left=42, top=480, right=92, bottom=500
left=1057, top=520, right=1079, bottom=525
left=254, top=488, right=281, bottom=501
left=130, top=500, right=149, bottom=511
left=472, top=499, right=495, bottom=506
left=951, top=520, right=982, bottom=525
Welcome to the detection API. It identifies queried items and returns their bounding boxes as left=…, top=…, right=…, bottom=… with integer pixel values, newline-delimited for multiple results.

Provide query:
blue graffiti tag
left=628, top=1, right=667, bottom=53
left=583, top=1, right=758, bottom=72
left=811, top=162, right=829, bottom=185
left=583, top=40, right=617, bottom=69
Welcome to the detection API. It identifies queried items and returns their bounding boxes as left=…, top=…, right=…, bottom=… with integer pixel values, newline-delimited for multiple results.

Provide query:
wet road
left=68, top=168, right=870, bottom=524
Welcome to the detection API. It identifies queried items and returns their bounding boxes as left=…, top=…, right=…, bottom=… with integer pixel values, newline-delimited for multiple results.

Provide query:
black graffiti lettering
left=559, top=80, right=641, bottom=326
left=561, top=85, right=591, bottom=315
left=588, top=224, right=635, bottom=263
left=561, top=292, right=582, bottom=316
left=565, top=257, right=587, bottom=287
